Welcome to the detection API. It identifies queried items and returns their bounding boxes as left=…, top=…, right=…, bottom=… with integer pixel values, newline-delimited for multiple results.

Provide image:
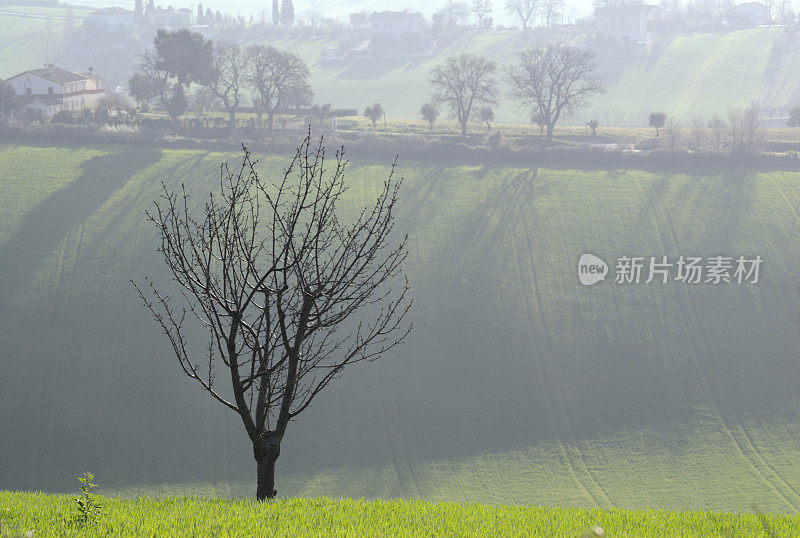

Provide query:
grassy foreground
left=1, top=492, right=798, bottom=537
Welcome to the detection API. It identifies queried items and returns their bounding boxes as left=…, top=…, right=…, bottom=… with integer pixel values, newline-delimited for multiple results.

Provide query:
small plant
left=72, top=473, right=102, bottom=526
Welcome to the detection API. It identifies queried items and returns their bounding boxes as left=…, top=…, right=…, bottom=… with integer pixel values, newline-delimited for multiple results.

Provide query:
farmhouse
left=594, top=5, right=659, bottom=43
left=5, top=64, right=106, bottom=119
left=725, top=2, right=769, bottom=28
left=87, top=7, right=136, bottom=28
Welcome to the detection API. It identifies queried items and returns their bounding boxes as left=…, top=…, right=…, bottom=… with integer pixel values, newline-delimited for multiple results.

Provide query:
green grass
left=1, top=491, right=798, bottom=536
left=0, top=14, right=67, bottom=79
left=2, top=143, right=800, bottom=512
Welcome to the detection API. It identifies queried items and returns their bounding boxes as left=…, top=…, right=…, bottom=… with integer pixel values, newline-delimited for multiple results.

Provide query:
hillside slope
left=1, top=143, right=800, bottom=512
left=269, top=28, right=787, bottom=126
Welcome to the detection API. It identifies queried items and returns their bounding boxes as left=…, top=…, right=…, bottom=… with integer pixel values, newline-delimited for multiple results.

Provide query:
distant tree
left=146, top=0, right=154, bottom=12
left=280, top=0, right=294, bottom=25
left=541, top=0, right=565, bottom=25
left=0, top=78, right=16, bottom=117
left=206, top=7, right=213, bottom=22
left=479, top=106, right=494, bottom=131
left=787, top=105, right=800, bottom=127
left=166, top=83, right=187, bottom=125
left=506, top=46, right=605, bottom=140
left=472, top=0, right=493, bottom=28
left=215, top=10, right=223, bottom=24
left=432, top=0, right=470, bottom=36
left=246, top=44, right=313, bottom=131
left=531, top=111, right=546, bottom=134
left=505, top=0, right=538, bottom=29
left=134, top=133, right=411, bottom=502
left=707, top=114, right=726, bottom=154
left=420, top=102, right=438, bottom=130
left=349, top=12, right=369, bottom=31
left=726, top=105, right=743, bottom=154
left=690, top=116, right=705, bottom=151
left=739, top=105, right=764, bottom=157
left=272, top=0, right=280, bottom=25
left=364, top=103, right=384, bottom=128
left=207, top=43, right=247, bottom=130
left=649, top=111, right=667, bottom=136
left=664, top=118, right=681, bottom=151
left=593, top=0, right=642, bottom=6
left=135, top=0, right=144, bottom=18
left=128, top=72, right=160, bottom=111
left=430, top=53, right=498, bottom=137
left=587, top=118, right=599, bottom=136
left=153, top=29, right=213, bottom=87
left=196, top=3, right=203, bottom=23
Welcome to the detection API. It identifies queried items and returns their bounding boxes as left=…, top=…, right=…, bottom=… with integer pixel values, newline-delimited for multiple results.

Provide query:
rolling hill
left=1, top=141, right=800, bottom=513
left=263, top=27, right=797, bottom=127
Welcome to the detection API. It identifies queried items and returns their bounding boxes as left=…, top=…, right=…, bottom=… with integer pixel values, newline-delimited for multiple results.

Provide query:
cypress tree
left=280, top=0, right=294, bottom=25
left=272, top=0, right=279, bottom=25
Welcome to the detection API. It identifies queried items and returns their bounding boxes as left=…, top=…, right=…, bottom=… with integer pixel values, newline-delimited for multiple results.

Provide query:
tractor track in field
left=653, top=179, right=800, bottom=510
left=506, top=171, right=613, bottom=508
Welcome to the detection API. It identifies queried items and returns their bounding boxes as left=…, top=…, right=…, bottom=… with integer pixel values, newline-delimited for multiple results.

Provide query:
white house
left=594, top=5, right=659, bottom=43
left=368, top=11, right=424, bottom=40
left=725, top=2, right=769, bottom=28
left=88, top=7, right=136, bottom=28
left=6, top=65, right=106, bottom=119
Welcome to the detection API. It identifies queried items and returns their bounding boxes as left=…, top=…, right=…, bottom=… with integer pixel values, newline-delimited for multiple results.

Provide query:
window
left=26, top=88, right=31, bottom=95
left=48, top=87, right=53, bottom=94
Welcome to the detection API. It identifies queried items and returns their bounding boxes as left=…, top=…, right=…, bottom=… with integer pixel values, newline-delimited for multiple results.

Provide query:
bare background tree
left=430, top=53, right=498, bottom=138
left=134, top=133, right=412, bottom=501
left=506, top=46, right=605, bottom=140
left=505, top=0, right=539, bottom=29
left=247, top=44, right=313, bottom=131
left=472, top=0, right=493, bottom=28
left=208, top=42, right=247, bottom=130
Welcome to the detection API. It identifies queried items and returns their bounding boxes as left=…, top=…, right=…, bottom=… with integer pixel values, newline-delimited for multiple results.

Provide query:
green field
left=2, top=492, right=799, bottom=536
left=0, top=12, right=70, bottom=79
left=1, top=142, right=800, bottom=513
left=263, top=27, right=796, bottom=126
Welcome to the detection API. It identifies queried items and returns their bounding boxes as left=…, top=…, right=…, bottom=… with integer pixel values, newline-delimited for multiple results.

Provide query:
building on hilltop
left=594, top=5, right=659, bottom=44
left=87, top=7, right=136, bottom=28
left=367, top=11, right=426, bottom=54
left=725, top=2, right=769, bottom=28
left=5, top=64, right=107, bottom=119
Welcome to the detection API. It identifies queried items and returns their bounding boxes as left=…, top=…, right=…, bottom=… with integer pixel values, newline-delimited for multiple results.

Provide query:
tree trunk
left=256, top=457, right=277, bottom=500
left=268, top=110, right=275, bottom=133
left=460, top=120, right=467, bottom=138
left=253, top=434, right=281, bottom=501
left=546, top=123, right=554, bottom=140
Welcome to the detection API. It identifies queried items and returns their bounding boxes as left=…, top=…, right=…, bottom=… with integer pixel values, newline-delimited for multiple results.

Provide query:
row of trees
left=649, top=106, right=765, bottom=156
left=129, top=30, right=312, bottom=131
left=426, top=47, right=605, bottom=138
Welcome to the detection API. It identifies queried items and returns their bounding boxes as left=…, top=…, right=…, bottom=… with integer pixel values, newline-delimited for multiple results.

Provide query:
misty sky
left=83, top=0, right=596, bottom=26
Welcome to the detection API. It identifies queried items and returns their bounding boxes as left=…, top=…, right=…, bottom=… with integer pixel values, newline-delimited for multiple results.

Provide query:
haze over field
left=2, top=144, right=800, bottom=511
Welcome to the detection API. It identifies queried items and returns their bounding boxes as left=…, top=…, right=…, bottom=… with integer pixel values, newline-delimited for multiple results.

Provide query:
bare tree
left=664, top=118, right=682, bottom=151
left=726, top=105, right=743, bottom=156
left=246, top=45, right=313, bottom=132
left=505, top=0, right=539, bottom=29
left=506, top=46, right=605, bottom=140
left=430, top=53, right=498, bottom=138
left=472, top=0, right=493, bottom=27
left=740, top=105, right=765, bottom=157
left=134, top=133, right=412, bottom=501
left=690, top=116, right=705, bottom=152
left=208, top=43, right=248, bottom=130
left=541, top=0, right=565, bottom=25
left=707, top=114, right=726, bottom=154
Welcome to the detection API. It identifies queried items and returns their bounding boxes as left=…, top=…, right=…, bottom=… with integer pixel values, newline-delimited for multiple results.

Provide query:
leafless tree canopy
left=506, top=46, right=605, bottom=139
left=208, top=42, right=248, bottom=129
left=430, top=53, right=498, bottom=138
left=246, top=44, right=313, bottom=131
left=134, top=132, right=411, bottom=500
left=505, top=0, right=539, bottom=29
